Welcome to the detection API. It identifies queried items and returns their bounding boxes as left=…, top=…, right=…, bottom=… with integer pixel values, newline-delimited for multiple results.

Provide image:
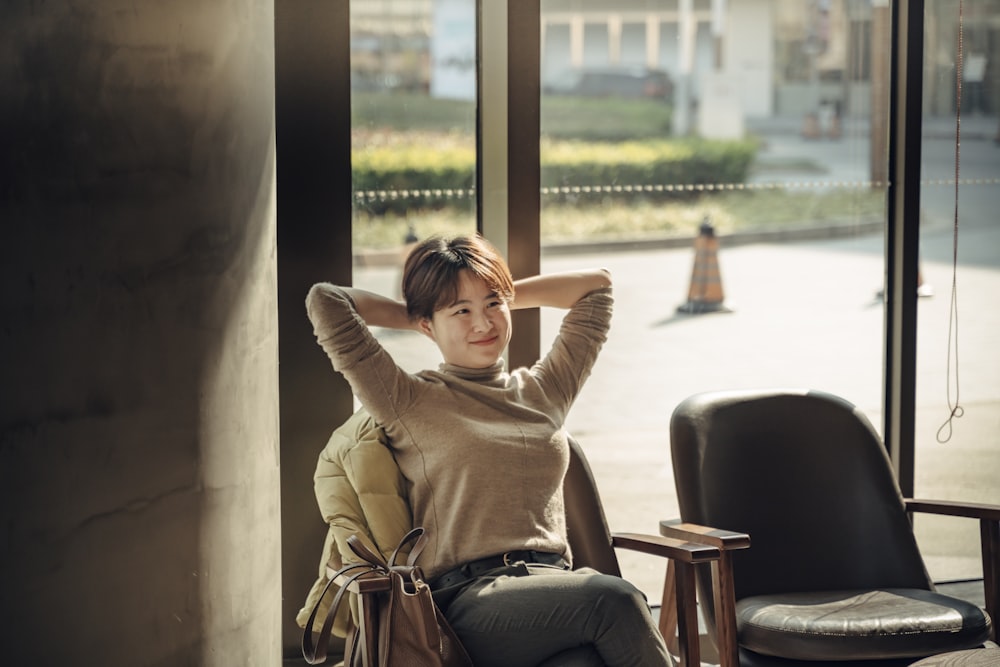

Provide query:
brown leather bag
left=302, top=527, right=472, bottom=667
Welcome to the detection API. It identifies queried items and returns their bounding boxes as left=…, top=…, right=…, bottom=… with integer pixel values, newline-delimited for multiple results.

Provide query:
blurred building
left=349, top=0, right=1000, bottom=120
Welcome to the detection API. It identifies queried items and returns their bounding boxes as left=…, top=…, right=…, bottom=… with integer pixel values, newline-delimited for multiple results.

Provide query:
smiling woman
left=401, top=235, right=515, bottom=323
left=304, top=234, right=665, bottom=666
left=415, top=270, right=513, bottom=369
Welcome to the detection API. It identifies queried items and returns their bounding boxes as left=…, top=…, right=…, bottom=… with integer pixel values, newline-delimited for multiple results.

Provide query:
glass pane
left=350, top=0, right=478, bottom=374
left=540, top=0, right=888, bottom=597
left=913, top=0, right=1000, bottom=583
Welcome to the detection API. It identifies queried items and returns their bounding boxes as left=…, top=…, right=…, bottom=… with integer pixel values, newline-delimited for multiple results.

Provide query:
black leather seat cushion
left=736, top=588, right=992, bottom=661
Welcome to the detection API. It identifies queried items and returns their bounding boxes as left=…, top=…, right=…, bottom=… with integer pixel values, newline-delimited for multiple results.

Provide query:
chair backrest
left=670, top=389, right=933, bottom=608
left=564, top=435, right=622, bottom=577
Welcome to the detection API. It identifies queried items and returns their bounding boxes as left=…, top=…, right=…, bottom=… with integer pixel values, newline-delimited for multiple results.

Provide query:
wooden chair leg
left=674, top=560, right=701, bottom=667
left=711, top=552, right=740, bottom=667
left=357, top=593, right=379, bottom=667
left=660, top=559, right=680, bottom=657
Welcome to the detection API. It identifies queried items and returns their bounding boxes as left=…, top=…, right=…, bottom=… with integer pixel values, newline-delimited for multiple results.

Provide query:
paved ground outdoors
left=354, top=114, right=1000, bottom=604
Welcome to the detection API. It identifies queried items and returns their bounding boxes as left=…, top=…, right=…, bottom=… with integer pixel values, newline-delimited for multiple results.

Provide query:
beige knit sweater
left=306, top=284, right=612, bottom=580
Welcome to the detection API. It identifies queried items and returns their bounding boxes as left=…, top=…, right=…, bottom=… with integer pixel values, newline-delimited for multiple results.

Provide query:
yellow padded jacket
left=296, top=408, right=412, bottom=637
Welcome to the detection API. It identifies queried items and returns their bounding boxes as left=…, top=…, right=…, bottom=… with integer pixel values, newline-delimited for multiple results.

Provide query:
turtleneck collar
left=439, top=358, right=506, bottom=383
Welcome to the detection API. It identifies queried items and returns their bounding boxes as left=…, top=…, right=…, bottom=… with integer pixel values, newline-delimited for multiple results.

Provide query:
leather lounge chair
left=662, top=388, right=999, bottom=667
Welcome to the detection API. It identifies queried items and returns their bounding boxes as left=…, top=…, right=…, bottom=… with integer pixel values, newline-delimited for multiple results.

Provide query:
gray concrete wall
left=0, top=2, right=281, bottom=665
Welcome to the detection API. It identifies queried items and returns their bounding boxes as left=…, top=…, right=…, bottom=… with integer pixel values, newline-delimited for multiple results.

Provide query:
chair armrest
left=906, top=498, right=1000, bottom=644
left=611, top=533, right=722, bottom=667
left=611, top=532, right=721, bottom=563
left=905, top=498, right=1000, bottom=521
left=659, top=519, right=751, bottom=551
left=658, top=520, right=747, bottom=667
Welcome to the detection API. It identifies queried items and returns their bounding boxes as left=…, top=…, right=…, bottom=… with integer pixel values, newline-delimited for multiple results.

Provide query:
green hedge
left=353, top=142, right=476, bottom=214
left=540, top=138, right=757, bottom=196
left=353, top=137, right=758, bottom=215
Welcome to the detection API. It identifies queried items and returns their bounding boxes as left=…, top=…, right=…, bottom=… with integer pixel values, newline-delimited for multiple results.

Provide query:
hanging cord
left=936, top=0, right=965, bottom=443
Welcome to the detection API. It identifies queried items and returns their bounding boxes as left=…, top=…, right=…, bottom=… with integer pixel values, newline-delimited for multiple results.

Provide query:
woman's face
left=418, top=270, right=512, bottom=369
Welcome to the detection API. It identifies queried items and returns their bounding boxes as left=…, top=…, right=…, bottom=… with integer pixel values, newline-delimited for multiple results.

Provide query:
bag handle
left=304, top=528, right=430, bottom=664
left=392, top=527, right=428, bottom=567
left=301, top=562, right=375, bottom=665
left=348, top=527, right=427, bottom=570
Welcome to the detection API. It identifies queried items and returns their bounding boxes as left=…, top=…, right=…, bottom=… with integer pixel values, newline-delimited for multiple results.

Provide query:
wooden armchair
left=323, top=434, right=733, bottom=667
left=562, top=435, right=732, bottom=667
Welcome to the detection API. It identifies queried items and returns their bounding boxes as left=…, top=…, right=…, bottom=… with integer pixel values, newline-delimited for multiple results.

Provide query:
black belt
left=430, top=550, right=568, bottom=590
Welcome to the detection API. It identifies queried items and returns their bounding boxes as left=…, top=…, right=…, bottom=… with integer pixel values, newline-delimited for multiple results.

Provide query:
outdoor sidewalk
left=746, top=112, right=1000, bottom=141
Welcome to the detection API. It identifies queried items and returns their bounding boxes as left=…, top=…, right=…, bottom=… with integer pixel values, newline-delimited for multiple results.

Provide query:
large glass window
left=339, top=0, right=998, bottom=598
left=913, top=0, right=1000, bottom=583
left=539, top=0, right=890, bottom=597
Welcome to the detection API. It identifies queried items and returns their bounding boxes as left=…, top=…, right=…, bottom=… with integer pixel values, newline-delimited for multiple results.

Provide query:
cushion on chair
left=736, top=588, right=993, bottom=661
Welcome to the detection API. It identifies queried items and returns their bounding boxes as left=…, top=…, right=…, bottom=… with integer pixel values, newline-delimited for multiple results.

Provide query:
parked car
left=544, top=66, right=674, bottom=101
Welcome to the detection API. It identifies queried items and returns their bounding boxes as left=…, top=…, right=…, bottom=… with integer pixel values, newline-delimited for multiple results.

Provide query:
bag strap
left=347, top=536, right=389, bottom=571
left=301, top=562, right=376, bottom=665
left=348, top=527, right=427, bottom=570
left=306, top=529, right=430, bottom=664
left=393, top=527, right=428, bottom=567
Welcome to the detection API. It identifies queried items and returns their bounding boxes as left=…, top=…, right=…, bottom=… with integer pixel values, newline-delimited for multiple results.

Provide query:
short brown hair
left=402, top=234, right=515, bottom=320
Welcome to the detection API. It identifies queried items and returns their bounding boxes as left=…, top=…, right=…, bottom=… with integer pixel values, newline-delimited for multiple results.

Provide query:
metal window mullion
left=883, top=0, right=923, bottom=497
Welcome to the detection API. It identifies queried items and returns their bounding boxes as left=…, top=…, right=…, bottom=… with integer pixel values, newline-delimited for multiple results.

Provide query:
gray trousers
left=435, top=563, right=671, bottom=667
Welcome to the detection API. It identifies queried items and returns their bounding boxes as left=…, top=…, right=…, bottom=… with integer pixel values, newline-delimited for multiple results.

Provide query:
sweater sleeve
left=530, top=286, right=613, bottom=417
left=305, top=283, right=419, bottom=425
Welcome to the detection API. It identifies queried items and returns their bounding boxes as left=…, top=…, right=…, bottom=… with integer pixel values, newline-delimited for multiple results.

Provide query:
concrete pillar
left=0, top=2, right=281, bottom=665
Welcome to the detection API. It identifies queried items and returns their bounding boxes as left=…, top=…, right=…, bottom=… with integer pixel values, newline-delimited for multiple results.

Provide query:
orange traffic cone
left=677, top=218, right=730, bottom=314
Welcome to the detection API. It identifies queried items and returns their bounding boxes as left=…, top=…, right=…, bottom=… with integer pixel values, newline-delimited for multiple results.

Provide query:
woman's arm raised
left=337, top=286, right=416, bottom=331
left=510, top=268, right=612, bottom=311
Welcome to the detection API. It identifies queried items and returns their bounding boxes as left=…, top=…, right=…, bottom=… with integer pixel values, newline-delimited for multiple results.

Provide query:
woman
left=306, top=234, right=669, bottom=667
